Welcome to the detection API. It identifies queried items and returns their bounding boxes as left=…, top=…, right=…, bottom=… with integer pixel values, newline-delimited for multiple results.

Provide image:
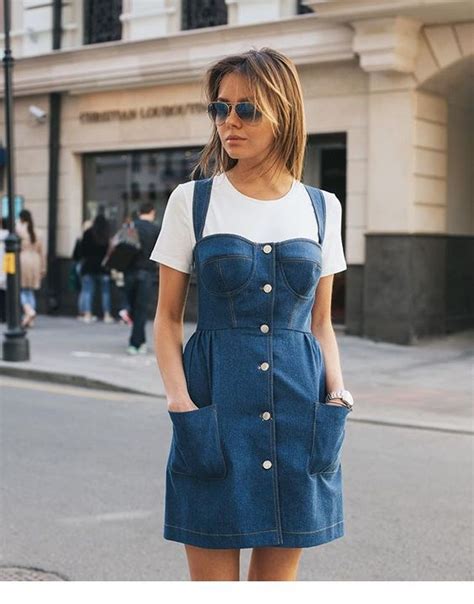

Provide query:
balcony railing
left=181, top=0, right=228, bottom=31
left=84, top=0, right=123, bottom=45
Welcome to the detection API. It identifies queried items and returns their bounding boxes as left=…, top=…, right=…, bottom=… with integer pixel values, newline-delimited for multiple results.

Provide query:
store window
left=181, top=0, right=228, bottom=30
left=304, top=133, right=347, bottom=324
left=84, top=0, right=123, bottom=45
left=297, top=0, right=314, bottom=14
left=82, top=147, right=202, bottom=236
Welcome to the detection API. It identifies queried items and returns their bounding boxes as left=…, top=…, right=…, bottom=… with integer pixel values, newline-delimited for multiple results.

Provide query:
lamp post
left=2, top=0, right=30, bottom=361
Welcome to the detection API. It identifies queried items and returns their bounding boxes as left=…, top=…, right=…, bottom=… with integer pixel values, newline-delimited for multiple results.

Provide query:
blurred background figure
left=71, top=219, right=92, bottom=320
left=123, top=202, right=159, bottom=354
left=0, top=217, right=9, bottom=323
left=112, top=268, right=133, bottom=326
left=16, top=209, right=46, bottom=328
left=79, top=214, right=113, bottom=324
left=112, top=211, right=134, bottom=327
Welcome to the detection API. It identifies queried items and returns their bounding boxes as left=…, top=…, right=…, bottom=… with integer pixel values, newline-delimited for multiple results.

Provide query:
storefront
left=1, top=1, right=472, bottom=343
left=80, top=132, right=347, bottom=323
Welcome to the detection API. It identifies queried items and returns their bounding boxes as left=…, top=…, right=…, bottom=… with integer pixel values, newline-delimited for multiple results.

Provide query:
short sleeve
left=320, top=192, right=347, bottom=277
left=149, top=184, right=194, bottom=274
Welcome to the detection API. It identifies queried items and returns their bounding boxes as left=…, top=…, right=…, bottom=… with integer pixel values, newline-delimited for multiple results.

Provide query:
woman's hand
left=167, top=398, right=200, bottom=413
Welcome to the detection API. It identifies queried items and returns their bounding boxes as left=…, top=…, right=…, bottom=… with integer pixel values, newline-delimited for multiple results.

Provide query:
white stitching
left=282, top=521, right=343, bottom=534
left=164, top=521, right=343, bottom=537
left=165, top=524, right=278, bottom=536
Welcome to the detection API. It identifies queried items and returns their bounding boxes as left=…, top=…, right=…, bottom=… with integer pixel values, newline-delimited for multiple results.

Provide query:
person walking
left=150, top=47, right=354, bottom=581
left=71, top=219, right=92, bottom=320
left=123, top=202, right=159, bottom=354
left=108, top=212, right=134, bottom=326
left=80, top=214, right=113, bottom=324
left=16, top=209, right=46, bottom=328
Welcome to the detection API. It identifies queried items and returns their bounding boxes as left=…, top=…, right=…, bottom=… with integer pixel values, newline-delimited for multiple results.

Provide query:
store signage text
left=79, top=102, right=206, bottom=123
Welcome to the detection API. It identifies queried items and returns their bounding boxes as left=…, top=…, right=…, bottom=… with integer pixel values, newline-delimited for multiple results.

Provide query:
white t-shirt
left=149, top=172, right=347, bottom=277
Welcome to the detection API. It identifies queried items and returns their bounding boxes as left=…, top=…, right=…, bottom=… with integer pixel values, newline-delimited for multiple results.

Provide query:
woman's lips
left=226, top=137, right=246, bottom=143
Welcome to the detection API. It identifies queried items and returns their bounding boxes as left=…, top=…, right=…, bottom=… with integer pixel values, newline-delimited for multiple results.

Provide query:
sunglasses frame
left=207, top=101, right=263, bottom=125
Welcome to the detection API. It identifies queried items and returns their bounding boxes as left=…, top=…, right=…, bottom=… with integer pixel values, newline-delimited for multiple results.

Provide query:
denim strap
left=303, top=184, right=326, bottom=246
left=192, top=177, right=213, bottom=243
left=191, top=177, right=213, bottom=271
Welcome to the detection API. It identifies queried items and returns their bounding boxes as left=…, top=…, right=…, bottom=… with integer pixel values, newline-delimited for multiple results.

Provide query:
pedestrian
left=16, top=209, right=46, bottom=329
left=80, top=214, right=114, bottom=324
left=123, top=202, right=159, bottom=354
left=109, top=212, right=134, bottom=326
left=71, top=219, right=92, bottom=320
left=150, top=47, right=354, bottom=581
left=111, top=268, right=132, bottom=326
left=0, top=217, right=9, bottom=323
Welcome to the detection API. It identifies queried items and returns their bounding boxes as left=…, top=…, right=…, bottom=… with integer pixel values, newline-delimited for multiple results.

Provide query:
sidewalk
left=0, top=316, right=472, bottom=433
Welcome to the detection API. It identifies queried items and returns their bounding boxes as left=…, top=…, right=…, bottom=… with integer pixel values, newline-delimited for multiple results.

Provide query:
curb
left=347, top=414, right=473, bottom=436
left=1, top=365, right=471, bottom=436
left=0, top=365, right=156, bottom=397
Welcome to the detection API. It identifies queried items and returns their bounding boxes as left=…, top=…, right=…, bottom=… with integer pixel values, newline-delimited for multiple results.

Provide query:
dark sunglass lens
left=208, top=102, right=229, bottom=123
left=236, top=103, right=261, bottom=121
left=207, top=103, right=217, bottom=120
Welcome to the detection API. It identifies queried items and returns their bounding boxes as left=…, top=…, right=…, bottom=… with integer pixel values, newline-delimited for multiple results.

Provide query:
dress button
left=262, top=283, right=272, bottom=293
left=261, top=411, right=271, bottom=420
left=262, top=244, right=272, bottom=254
left=259, top=362, right=270, bottom=371
left=262, top=460, right=272, bottom=469
left=260, top=324, right=270, bottom=333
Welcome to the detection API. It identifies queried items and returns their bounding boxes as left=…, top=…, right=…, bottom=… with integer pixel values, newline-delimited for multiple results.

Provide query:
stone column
left=226, top=0, right=296, bottom=26
left=121, top=0, right=179, bottom=41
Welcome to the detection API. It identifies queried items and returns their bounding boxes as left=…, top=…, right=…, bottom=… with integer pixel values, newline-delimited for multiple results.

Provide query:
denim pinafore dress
left=164, top=176, right=351, bottom=549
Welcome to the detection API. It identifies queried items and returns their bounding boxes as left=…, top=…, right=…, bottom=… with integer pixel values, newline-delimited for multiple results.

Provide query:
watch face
left=343, top=390, right=354, bottom=405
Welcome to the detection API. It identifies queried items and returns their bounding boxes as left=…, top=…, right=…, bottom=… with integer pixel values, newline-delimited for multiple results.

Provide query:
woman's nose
left=224, top=105, right=241, bottom=126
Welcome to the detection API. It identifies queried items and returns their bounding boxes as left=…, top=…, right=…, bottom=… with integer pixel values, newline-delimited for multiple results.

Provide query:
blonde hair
left=191, top=47, right=307, bottom=182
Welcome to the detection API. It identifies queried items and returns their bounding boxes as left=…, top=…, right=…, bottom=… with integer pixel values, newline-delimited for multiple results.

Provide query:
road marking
left=71, top=351, right=155, bottom=365
left=71, top=351, right=114, bottom=359
left=57, top=510, right=157, bottom=525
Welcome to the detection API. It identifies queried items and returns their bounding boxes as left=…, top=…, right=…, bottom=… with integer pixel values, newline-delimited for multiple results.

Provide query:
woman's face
left=215, top=72, right=275, bottom=168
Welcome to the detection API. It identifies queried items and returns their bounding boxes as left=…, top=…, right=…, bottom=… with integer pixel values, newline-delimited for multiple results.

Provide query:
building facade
left=0, top=0, right=472, bottom=343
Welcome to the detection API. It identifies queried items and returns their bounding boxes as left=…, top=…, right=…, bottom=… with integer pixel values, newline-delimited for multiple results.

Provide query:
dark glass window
left=83, top=147, right=202, bottom=236
left=182, top=0, right=227, bottom=30
left=297, top=0, right=314, bottom=14
left=303, top=133, right=347, bottom=323
left=84, top=0, right=123, bottom=45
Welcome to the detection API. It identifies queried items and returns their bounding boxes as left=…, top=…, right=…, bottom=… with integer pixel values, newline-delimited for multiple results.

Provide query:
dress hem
left=163, top=521, right=344, bottom=549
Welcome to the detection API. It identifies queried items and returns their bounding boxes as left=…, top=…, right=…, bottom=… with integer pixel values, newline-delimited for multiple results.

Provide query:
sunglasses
left=207, top=101, right=262, bottom=125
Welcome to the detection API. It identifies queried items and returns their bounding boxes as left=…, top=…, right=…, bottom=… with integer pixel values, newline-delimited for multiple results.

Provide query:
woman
left=80, top=214, right=113, bottom=323
left=150, top=47, right=354, bottom=581
left=16, top=209, right=46, bottom=328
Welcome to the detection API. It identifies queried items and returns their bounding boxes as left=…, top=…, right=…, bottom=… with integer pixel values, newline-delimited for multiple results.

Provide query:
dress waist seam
left=194, top=326, right=317, bottom=338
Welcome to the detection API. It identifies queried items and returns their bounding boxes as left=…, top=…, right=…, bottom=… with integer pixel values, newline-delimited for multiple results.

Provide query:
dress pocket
left=308, top=401, right=350, bottom=475
left=168, top=404, right=227, bottom=480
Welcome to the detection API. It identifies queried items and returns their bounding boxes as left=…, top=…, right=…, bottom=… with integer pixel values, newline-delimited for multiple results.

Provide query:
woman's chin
left=225, top=148, right=250, bottom=160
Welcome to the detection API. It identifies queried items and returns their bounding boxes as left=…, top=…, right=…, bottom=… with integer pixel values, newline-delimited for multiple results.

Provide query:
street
left=1, top=376, right=472, bottom=581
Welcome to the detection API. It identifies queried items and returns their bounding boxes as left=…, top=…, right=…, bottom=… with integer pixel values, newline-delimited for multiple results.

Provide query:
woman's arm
left=311, top=274, right=346, bottom=405
left=153, top=263, right=198, bottom=412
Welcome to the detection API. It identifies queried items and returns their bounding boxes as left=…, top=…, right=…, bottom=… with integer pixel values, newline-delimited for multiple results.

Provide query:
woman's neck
left=225, top=166, right=294, bottom=201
